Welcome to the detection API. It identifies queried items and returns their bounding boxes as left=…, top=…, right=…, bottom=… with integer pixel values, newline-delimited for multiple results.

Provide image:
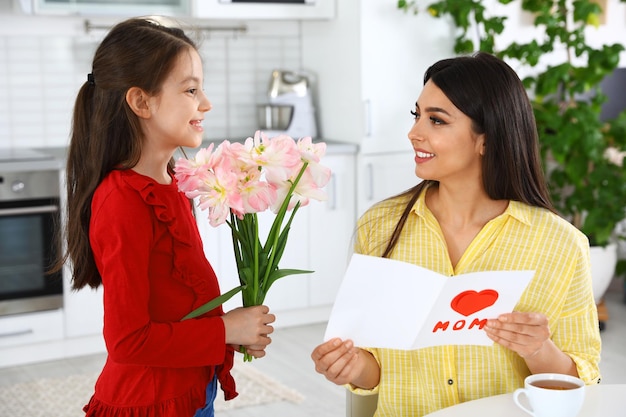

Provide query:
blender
left=257, top=70, right=318, bottom=139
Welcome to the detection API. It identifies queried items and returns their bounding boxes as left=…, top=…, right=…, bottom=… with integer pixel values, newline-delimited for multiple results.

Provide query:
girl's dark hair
left=381, top=52, right=554, bottom=258
left=58, top=18, right=197, bottom=290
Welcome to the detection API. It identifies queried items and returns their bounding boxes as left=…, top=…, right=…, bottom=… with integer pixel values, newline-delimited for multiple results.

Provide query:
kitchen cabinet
left=56, top=165, right=104, bottom=339
left=0, top=309, right=75, bottom=368
left=0, top=306, right=105, bottom=368
left=308, top=152, right=356, bottom=307
left=193, top=0, right=335, bottom=20
left=63, top=264, right=104, bottom=338
left=0, top=309, right=63, bottom=349
left=301, top=0, right=454, bottom=155
left=29, top=0, right=189, bottom=16
left=357, top=151, right=421, bottom=217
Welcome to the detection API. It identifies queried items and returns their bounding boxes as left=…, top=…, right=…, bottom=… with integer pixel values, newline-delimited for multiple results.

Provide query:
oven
left=0, top=149, right=63, bottom=317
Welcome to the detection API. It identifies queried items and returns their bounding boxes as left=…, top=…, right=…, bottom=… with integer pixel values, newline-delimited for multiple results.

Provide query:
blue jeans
left=193, top=374, right=218, bottom=417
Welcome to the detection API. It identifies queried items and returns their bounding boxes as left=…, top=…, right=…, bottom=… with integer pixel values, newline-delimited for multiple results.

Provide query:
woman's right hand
left=221, top=305, right=275, bottom=349
left=311, top=338, right=379, bottom=389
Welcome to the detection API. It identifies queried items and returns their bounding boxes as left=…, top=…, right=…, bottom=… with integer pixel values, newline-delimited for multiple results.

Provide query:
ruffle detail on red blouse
left=82, top=383, right=207, bottom=417
left=217, top=345, right=238, bottom=400
left=121, top=170, right=216, bottom=300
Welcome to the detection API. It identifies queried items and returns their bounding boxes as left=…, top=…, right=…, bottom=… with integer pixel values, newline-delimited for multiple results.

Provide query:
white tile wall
left=0, top=20, right=302, bottom=149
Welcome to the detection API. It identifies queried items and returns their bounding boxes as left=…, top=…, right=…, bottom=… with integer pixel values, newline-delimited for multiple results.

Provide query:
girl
left=311, top=52, right=601, bottom=417
left=60, top=17, right=275, bottom=417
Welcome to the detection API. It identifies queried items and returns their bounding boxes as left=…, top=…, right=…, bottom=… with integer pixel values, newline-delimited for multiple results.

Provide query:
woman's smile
left=414, top=149, right=435, bottom=163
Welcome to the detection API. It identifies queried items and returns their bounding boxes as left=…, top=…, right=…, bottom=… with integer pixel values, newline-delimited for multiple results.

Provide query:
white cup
left=513, top=373, right=585, bottom=417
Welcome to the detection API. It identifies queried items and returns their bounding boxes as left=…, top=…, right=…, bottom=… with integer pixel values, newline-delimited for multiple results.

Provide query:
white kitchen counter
left=40, top=139, right=357, bottom=165
left=189, top=137, right=358, bottom=156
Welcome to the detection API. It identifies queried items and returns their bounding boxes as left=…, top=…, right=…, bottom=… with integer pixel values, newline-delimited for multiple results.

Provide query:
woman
left=311, top=52, right=601, bottom=417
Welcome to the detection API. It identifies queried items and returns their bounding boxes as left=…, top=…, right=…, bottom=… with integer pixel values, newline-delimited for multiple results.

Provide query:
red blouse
left=83, top=169, right=237, bottom=417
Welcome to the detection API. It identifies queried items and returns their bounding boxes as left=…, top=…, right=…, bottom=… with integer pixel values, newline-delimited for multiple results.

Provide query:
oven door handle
left=0, top=205, right=59, bottom=217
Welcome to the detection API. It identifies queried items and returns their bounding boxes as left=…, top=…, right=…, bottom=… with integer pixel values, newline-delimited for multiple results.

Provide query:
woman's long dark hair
left=55, top=18, right=197, bottom=290
left=381, top=52, right=554, bottom=258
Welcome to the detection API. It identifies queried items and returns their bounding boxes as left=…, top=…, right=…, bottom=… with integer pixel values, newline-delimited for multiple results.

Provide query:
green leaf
left=181, top=285, right=244, bottom=320
left=615, top=259, right=626, bottom=277
left=259, top=163, right=308, bottom=286
left=483, top=16, right=506, bottom=35
left=397, top=0, right=419, bottom=14
left=454, top=38, right=475, bottom=55
left=264, top=268, right=313, bottom=295
left=238, top=266, right=254, bottom=285
left=265, top=201, right=301, bottom=272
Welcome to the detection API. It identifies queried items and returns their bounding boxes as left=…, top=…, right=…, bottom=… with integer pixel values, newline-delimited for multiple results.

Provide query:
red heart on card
left=450, top=289, right=499, bottom=316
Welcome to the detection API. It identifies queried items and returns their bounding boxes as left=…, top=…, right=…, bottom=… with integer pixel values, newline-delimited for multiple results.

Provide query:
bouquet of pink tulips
left=174, top=131, right=331, bottom=361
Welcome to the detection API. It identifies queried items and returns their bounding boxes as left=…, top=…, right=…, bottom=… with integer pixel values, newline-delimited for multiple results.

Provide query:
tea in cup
left=513, top=373, right=585, bottom=417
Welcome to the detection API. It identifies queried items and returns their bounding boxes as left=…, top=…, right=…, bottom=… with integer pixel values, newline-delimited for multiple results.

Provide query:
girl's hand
left=311, top=338, right=379, bottom=389
left=241, top=343, right=270, bottom=359
left=222, top=305, right=275, bottom=348
left=485, top=311, right=550, bottom=358
left=228, top=343, right=269, bottom=359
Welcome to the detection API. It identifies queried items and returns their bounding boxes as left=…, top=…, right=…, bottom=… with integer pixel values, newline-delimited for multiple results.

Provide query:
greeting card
left=324, top=254, right=534, bottom=350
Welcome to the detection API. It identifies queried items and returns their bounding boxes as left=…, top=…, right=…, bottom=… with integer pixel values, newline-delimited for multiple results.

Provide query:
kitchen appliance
left=219, top=0, right=316, bottom=3
left=257, top=70, right=318, bottom=139
left=32, top=0, right=189, bottom=16
left=257, top=104, right=293, bottom=132
left=0, top=149, right=63, bottom=317
left=195, top=0, right=334, bottom=20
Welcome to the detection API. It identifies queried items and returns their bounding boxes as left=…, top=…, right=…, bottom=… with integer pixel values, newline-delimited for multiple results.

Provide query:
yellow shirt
left=351, top=189, right=601, bottom=417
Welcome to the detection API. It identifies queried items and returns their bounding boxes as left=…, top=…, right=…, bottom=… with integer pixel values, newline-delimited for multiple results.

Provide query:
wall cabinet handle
left=367, top=163, right=374, bottom=201
left=0, top=329, right=34, bottom=338
left=328, top=173, right=337, bottom=210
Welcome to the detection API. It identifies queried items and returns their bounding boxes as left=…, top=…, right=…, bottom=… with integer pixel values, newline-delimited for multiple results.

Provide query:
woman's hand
left=311, top=338, right=379, bottom=389
left=485, top=311, right=578, bottom=376
left=222, top=305, right=275, bottom=357
left=485, top=311, right=550, bottom=358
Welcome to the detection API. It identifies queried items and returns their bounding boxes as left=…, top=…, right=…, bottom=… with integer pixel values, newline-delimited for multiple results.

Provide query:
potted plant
left=397, top=0, right=626, bottom=304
